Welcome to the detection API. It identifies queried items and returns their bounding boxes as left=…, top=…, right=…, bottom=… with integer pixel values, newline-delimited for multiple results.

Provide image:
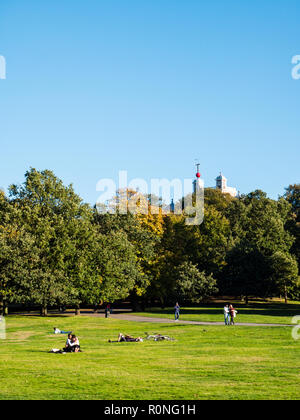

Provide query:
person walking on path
left=105, top=303, right=111, bottom=318
left=224, top=305, right=230, bottom=325
left=229, top=304, right=237, bottom=325
left=174, top=303, right=180, bottom=321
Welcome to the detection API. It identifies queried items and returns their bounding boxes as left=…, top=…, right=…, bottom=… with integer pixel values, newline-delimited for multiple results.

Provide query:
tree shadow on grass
left=143, top=324, right=194, bottom=331
left=9, top=313, right=72, bottom=318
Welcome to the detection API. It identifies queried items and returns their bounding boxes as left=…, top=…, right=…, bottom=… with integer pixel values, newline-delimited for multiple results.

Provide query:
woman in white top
left=70, top=335, right=80, bottom=352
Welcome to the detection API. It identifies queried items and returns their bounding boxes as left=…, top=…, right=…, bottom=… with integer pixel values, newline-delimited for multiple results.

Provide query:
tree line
left=0, top=168, right=299, bottom=315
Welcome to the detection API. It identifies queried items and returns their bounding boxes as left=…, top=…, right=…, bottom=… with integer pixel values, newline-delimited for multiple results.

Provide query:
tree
left=284, top=184, right=300, bottom=218
left=175, top=261, right=218, bottom=303
left=0, top=192, right=38, bottom=315
left=223, top=191, right=295, bottom=300
left=283, top=184, right=300, bottom=271
left=95, top=195, right=160, bottom=309
left=204, top=187, right=235, bottom=213
left=8, top=169, right=94, bottom=315
left=94, top=231, right=139, bottom=303
left=147, top=202, right=231, bottom=306
left=0, top=225, right=37, bottom=315
left=189, top=205, right=231, bottom=275
left=224, top=244, right=273, bottom=303
left=232, top=191, right=293, bottom=255
left=145, top=214, right=187, bottom=306
left=269, top=251, right=299, bottom=304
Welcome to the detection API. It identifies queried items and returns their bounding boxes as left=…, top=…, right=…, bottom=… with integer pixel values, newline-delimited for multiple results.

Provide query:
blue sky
left=0, top=0, right=299, bottom=204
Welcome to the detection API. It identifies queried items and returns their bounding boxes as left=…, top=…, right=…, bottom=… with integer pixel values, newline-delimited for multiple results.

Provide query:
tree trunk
left=245, top=295, right=249, bottom=305
left=284, top=285, right=288, bottom=304
left=0, top=297, right=4, bottom=316
left=132, top=301, right=141, bottom=312
left=40, top=306, right=48, bottom=316
left=75, top=306, right=80, bottom=316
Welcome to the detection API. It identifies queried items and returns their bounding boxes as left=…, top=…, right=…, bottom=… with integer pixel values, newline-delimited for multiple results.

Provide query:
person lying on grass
left=53, top=327, right=72, bottom=335
left=108, top=333, right=143, bottom=343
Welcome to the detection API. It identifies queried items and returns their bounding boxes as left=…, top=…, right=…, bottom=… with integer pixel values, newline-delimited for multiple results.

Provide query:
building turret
left=215, top=172, right=237, bottom=197
left=193, top=163, right=204, bottom=194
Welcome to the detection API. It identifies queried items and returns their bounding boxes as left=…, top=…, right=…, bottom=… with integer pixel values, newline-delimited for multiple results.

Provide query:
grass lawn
left=133, top=301, right=300, bottom=325
left=0, top=314, right=299, bottom=400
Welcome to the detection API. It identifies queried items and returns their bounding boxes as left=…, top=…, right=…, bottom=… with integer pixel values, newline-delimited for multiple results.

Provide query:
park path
left=12, top=310, right=294, bottom=327
left=89, top=313, right=293, bottom=327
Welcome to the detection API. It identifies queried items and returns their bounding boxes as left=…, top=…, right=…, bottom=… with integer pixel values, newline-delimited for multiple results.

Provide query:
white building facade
left=215, top=173, right=237, bottom=197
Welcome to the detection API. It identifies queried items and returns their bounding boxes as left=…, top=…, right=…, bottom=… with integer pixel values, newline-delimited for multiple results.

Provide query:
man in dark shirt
left=174, top=303, right=180, bottom=321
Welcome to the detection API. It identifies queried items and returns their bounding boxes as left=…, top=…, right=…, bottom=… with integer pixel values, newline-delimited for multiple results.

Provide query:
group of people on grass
left=224, top=304, right=238, bottom=325
left=51, top=302, right=238, bottom=353
left=175, top=302, right=238, bottom=326
left=64, top=333, right=81, bottom=352
left=52, top=329, right=81, bottom=353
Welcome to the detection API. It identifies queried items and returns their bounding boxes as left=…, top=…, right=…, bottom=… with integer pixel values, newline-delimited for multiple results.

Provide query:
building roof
left=216, top=172, right=227, bottom=181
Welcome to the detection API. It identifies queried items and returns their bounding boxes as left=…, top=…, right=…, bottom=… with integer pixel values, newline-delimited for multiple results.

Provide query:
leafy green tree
left=3, top=168, right=298, bottom=313
left=204, top=187, right=235, bottom=213
left=269, top=251, right=299, bottom=304
left=95, top=231, right=139, bottom=303
left=175, top=261, right=218, bottom=303
left=147, top=203, right=231, bottom=306
left=283, top=184, right=300, bottom=271
left=145, top=214, right=187, bottom=305
left=231, top=191, right=293, bottom=255
left=284, top=184, right=300, bottom=217
left=224, top=190, right=295, bottom=301
left=0, top=192, right=38, bottom=314
left=189, top=206, right=231, bottom=275
left=224, top=244, right=273, bottom=303
left=9, top=169, right=93, bottom=315
left=0, top=225, right=37, bottom=315
left=94, top=208, right=159, bottom=308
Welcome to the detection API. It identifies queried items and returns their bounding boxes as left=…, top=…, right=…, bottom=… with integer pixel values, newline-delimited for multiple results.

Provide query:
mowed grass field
left=0, top=310, right=300, bottom=400
left=134, top=301, right=300, bottom=325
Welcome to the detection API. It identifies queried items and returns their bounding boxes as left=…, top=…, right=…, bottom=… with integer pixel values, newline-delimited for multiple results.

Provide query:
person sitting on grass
left=50, top=334, right=81, bottom=354
left=63, top=333, right=73, bottom=352
left=108, top=333, right=143, bottom=343
left=69, top=334, right=81, bottom=352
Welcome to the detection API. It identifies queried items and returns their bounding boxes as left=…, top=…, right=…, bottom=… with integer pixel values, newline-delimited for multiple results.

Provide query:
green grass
left=134, top=301, right=300, bottom=325
left=0, top=314, right=299, bottom=400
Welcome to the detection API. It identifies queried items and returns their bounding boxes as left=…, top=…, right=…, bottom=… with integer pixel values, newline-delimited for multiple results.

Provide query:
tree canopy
left=0, top=170, right=299, bottom=315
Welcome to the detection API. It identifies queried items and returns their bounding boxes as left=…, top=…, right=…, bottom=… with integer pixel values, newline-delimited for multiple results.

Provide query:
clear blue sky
left=0, top=0, right=299, bottom=204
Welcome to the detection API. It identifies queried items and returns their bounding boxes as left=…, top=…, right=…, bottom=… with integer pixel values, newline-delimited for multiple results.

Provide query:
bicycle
left=143, top=332, right=175, bottom=342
